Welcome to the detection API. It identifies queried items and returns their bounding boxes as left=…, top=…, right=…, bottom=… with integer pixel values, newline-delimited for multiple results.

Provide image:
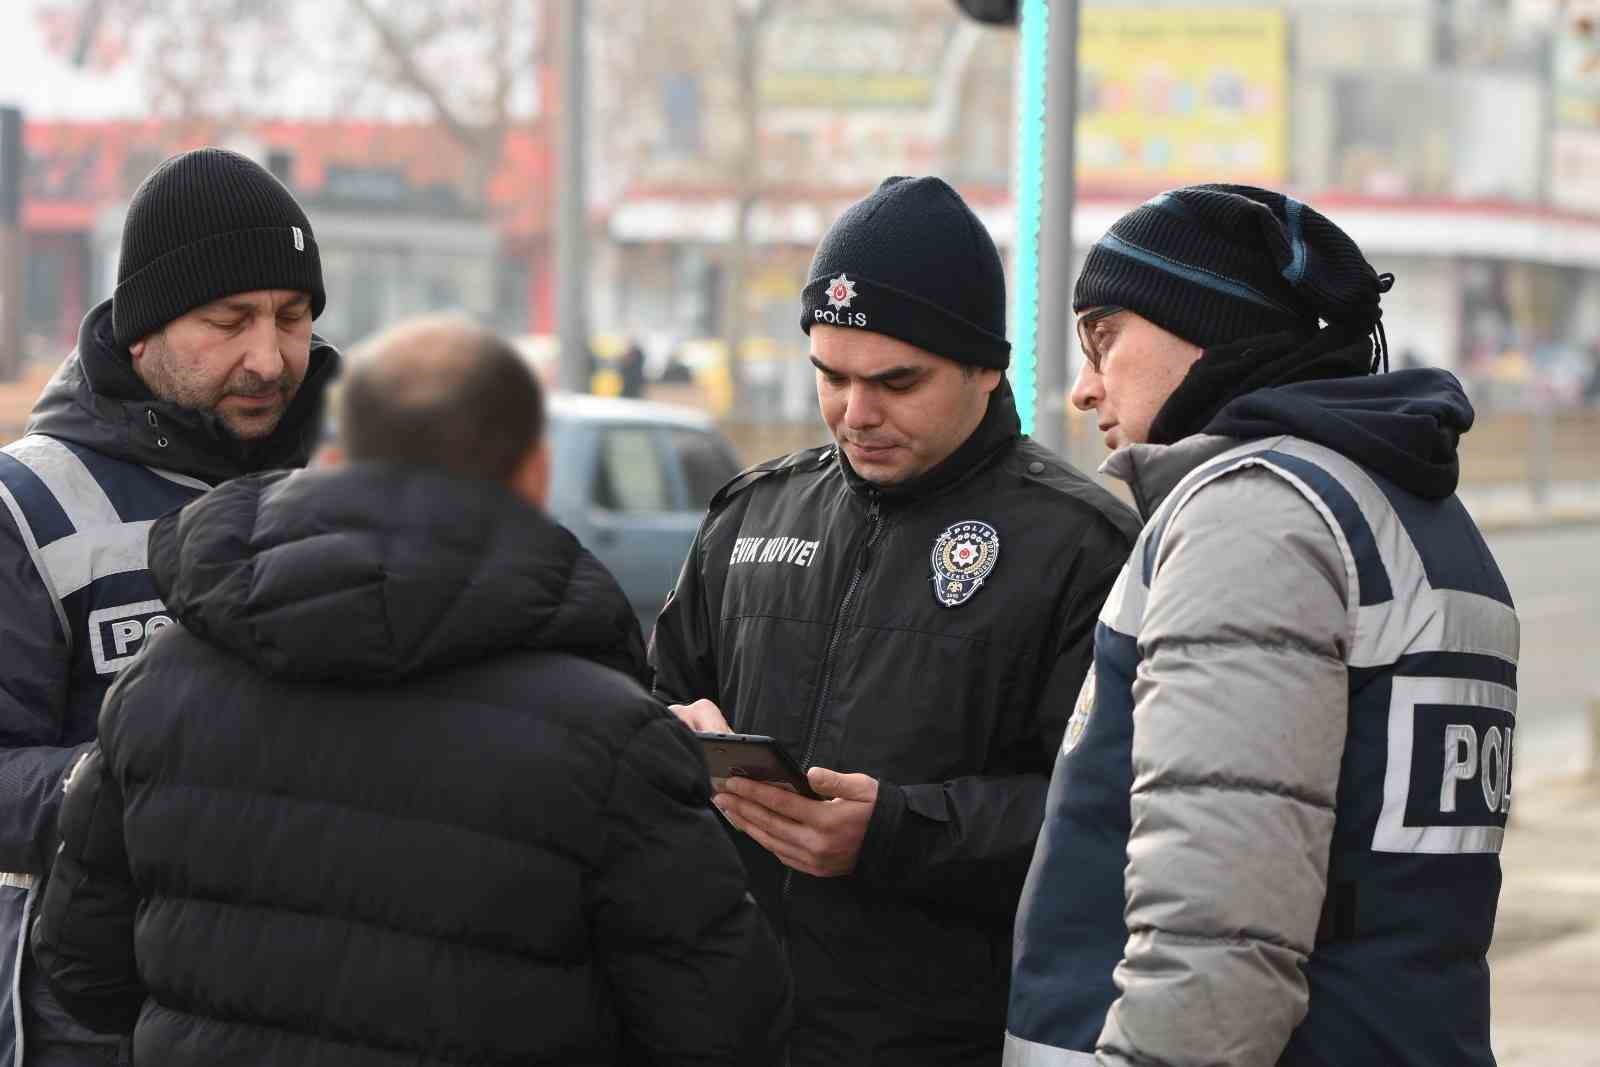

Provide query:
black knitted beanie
left=802, top=176, right=1010, bottom=369
left=112, top=147, right=325, bottom=348
left=1073, top=184, right=1388, bottom=350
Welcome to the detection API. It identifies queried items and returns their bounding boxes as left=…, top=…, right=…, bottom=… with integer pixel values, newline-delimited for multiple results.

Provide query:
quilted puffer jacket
left=32, top=463, right=790, bottom=1066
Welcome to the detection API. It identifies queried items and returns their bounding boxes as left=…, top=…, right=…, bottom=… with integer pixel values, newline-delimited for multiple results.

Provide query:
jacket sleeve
left=30, top=740, right=145, bottom=1035
left=853, top=527, right=1130, bottom=922
left=648, top=519, right=721, bottom=708
left=1096, top=469, right=1350, bottom=1067
left=0, top=505, right=93, bottom=875
left=594, top=712, right=790, bottom=1066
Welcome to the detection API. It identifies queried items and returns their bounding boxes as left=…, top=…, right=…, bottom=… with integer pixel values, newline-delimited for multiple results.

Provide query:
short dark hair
left=339, top=317, right=544, bottom=483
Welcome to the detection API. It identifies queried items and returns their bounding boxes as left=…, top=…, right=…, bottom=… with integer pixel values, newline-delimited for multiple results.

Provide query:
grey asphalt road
left=1487, top=523, right=1600, bottom=783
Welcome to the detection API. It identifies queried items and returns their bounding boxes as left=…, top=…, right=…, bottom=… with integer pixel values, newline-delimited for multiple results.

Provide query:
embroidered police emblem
left=1062, top=672, right=1095, bottom=755
left=826, top=273, right=857, bottom=310
left=930, top=519, right=999, bottom=607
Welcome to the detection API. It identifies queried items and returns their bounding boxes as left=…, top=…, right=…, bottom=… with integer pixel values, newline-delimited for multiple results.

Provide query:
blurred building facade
left=12, top=0, right=1600, bottom=417
left=20, top=119, right=553, bottom=357
left=595, top=0, right=1600, bottom=418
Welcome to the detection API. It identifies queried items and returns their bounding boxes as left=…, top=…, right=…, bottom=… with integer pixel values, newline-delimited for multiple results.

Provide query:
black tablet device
left=694, top=731, right=821, bottom=800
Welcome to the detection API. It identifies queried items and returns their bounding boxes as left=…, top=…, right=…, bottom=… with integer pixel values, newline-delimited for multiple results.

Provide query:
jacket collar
left=1101, top=433, right=1242, bottom=522
left=25, top=299, right=339, bottom=484
left=150, top=464, right=648, bottom=684
left=837, top=375, right=1022, bottom=506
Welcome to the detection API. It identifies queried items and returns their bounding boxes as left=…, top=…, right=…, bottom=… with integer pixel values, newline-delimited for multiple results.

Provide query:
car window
left=593, top=427, right=671, bottom=512
left=670, top=428, right=742, bottom=509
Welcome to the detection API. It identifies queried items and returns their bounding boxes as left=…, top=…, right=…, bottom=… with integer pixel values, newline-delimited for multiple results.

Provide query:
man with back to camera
left=650, top=175, right=1141, bottom=1066
left=31, top=316, right=791, bottom=1066
left=0, top=147, right=338, bottom=1066
left=1004, top=185, right=1519, bottom=1066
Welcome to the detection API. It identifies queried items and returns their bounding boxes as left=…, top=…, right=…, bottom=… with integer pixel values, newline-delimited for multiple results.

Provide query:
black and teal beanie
left=1073, top=184, right=1388, bottom=350
left=801, top=176, right=1010, bottom=369
left=113, top=147, right=325, bottom=348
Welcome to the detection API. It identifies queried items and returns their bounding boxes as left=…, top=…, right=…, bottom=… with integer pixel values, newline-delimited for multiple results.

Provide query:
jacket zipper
left=781, top=491, right=883, bottom=907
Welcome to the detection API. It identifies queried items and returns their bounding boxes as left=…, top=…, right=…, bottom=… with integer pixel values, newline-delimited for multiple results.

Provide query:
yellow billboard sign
left=1078, top=8, right=1289, bottom=187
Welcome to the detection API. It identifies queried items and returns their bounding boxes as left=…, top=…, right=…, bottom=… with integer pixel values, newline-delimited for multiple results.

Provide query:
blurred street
left=1491, top=773, right=1600, bottom=1067
left=1481, top=522, right=1600, bottom=1066
left=1484, top=523, right=1600, bottom=784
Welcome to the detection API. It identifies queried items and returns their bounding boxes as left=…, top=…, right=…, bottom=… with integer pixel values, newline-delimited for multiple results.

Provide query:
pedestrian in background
left=31, top=316, right=790, bottom=1066
left=652, top=176, right=1139, bottom=1066
left=0, top=147, right=337, bottom=1067
left=1006, top=184, right=1519, bottom=1067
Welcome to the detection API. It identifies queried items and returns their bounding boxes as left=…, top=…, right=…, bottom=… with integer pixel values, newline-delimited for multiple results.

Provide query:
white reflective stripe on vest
left=1354, top=587, right=1519, bottom=670
left=147, top=466, right=212, bottom=492
left=1003, top=1031, right=1098, bottom=1066
left=39, top=520, right=156, bottom=600
left=0, top=479, right=72, bottom=646
left=4, top=436, right=122, bottom=536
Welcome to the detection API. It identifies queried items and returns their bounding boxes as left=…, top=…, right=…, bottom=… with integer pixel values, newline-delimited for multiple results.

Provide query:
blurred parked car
left=545, top=394, right=743, bottom=637
left=321, top=391, right=742, bottom=637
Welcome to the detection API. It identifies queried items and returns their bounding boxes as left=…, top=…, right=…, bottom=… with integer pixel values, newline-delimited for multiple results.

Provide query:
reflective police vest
left=0, top=434, right=209, bottom=744
left=1007, top=435, right=1517, bottom=1066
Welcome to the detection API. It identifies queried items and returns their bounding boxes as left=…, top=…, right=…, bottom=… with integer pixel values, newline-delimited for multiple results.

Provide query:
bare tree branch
left=346, top=0, right=482, bottom=151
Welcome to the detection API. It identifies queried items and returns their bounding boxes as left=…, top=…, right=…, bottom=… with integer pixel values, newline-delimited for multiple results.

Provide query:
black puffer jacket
left=31, top=464, right=789, bottom=1066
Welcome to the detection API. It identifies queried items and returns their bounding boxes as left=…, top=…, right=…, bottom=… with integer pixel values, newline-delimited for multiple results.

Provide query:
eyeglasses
left=1075, top=306, right=1124, bottom=373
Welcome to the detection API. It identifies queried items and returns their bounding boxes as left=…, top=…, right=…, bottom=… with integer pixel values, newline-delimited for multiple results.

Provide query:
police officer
left=0, top=147, right=337, bottom=1066
left=1004, top=185, right=1518, bottom=1066
left=651, top=176, right=1139, bottom=1067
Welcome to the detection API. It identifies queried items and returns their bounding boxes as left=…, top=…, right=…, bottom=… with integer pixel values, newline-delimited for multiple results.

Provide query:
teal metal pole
left=1010, top=0, right=1048, bottom=436
left=1011, top=0, right=1078, bottom=454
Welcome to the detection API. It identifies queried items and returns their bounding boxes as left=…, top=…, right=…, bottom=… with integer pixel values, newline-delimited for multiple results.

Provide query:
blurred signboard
left=1553, top=31, right=1600, bottom=129
left=1077, top=7, right=1288, bottom=186
left=760, top=17, right=946, bottom=109
left=1551, top=31, right=1600, bottom=212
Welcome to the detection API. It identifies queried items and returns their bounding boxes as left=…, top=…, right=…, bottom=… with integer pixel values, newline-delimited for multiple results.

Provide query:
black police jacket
left=649, top=381, right=1139, bottom=1067
left=32, top=464, right=790, bottom=1066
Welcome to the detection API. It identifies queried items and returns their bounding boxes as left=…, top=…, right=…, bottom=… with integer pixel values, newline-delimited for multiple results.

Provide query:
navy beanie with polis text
left=801, top=176, right=1010, bottom=370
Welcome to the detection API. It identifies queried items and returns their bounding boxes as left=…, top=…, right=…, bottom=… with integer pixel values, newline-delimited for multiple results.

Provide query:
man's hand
left=668, top=698, right=733, bottom=734
left=713, top=768, right=879, bottom=878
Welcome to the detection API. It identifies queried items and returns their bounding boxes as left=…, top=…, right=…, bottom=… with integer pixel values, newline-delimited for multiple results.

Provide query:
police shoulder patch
left=1062, top=671, right=1095, bottom=755
left=930, top=519, right=1000, bottom=608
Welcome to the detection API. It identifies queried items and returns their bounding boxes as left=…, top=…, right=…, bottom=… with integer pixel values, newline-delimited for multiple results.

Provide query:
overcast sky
left=0, top=4, right=144, bottom=118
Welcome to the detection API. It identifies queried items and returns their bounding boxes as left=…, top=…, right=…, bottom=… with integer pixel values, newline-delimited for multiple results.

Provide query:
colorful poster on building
left=1077, top=7, right=1288, bottom=187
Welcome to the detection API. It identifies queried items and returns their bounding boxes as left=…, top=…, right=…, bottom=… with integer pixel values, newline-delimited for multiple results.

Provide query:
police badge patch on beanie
left=821, top=274, right=866, bottom=328
left=802, top=176, right=1011, bottom=370
left=930, top=519, right=999, bottom=607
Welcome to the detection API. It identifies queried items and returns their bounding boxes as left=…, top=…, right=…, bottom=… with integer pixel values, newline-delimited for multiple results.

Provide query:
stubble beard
left=138, top=333, right=302, bottom=441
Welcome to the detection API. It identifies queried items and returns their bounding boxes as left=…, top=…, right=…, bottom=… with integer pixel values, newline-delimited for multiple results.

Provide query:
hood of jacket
left=26, top=298, right=339, bottom=484
left=1105, top=368, right=1476, bottom=520
left=1203, top=367, right=1474, bottom=500
left=147, top=463, right=648, bottom=684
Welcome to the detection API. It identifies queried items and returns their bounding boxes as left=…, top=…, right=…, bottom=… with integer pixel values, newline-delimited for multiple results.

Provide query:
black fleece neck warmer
left=1147, top=326, right=1373, bottom=446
